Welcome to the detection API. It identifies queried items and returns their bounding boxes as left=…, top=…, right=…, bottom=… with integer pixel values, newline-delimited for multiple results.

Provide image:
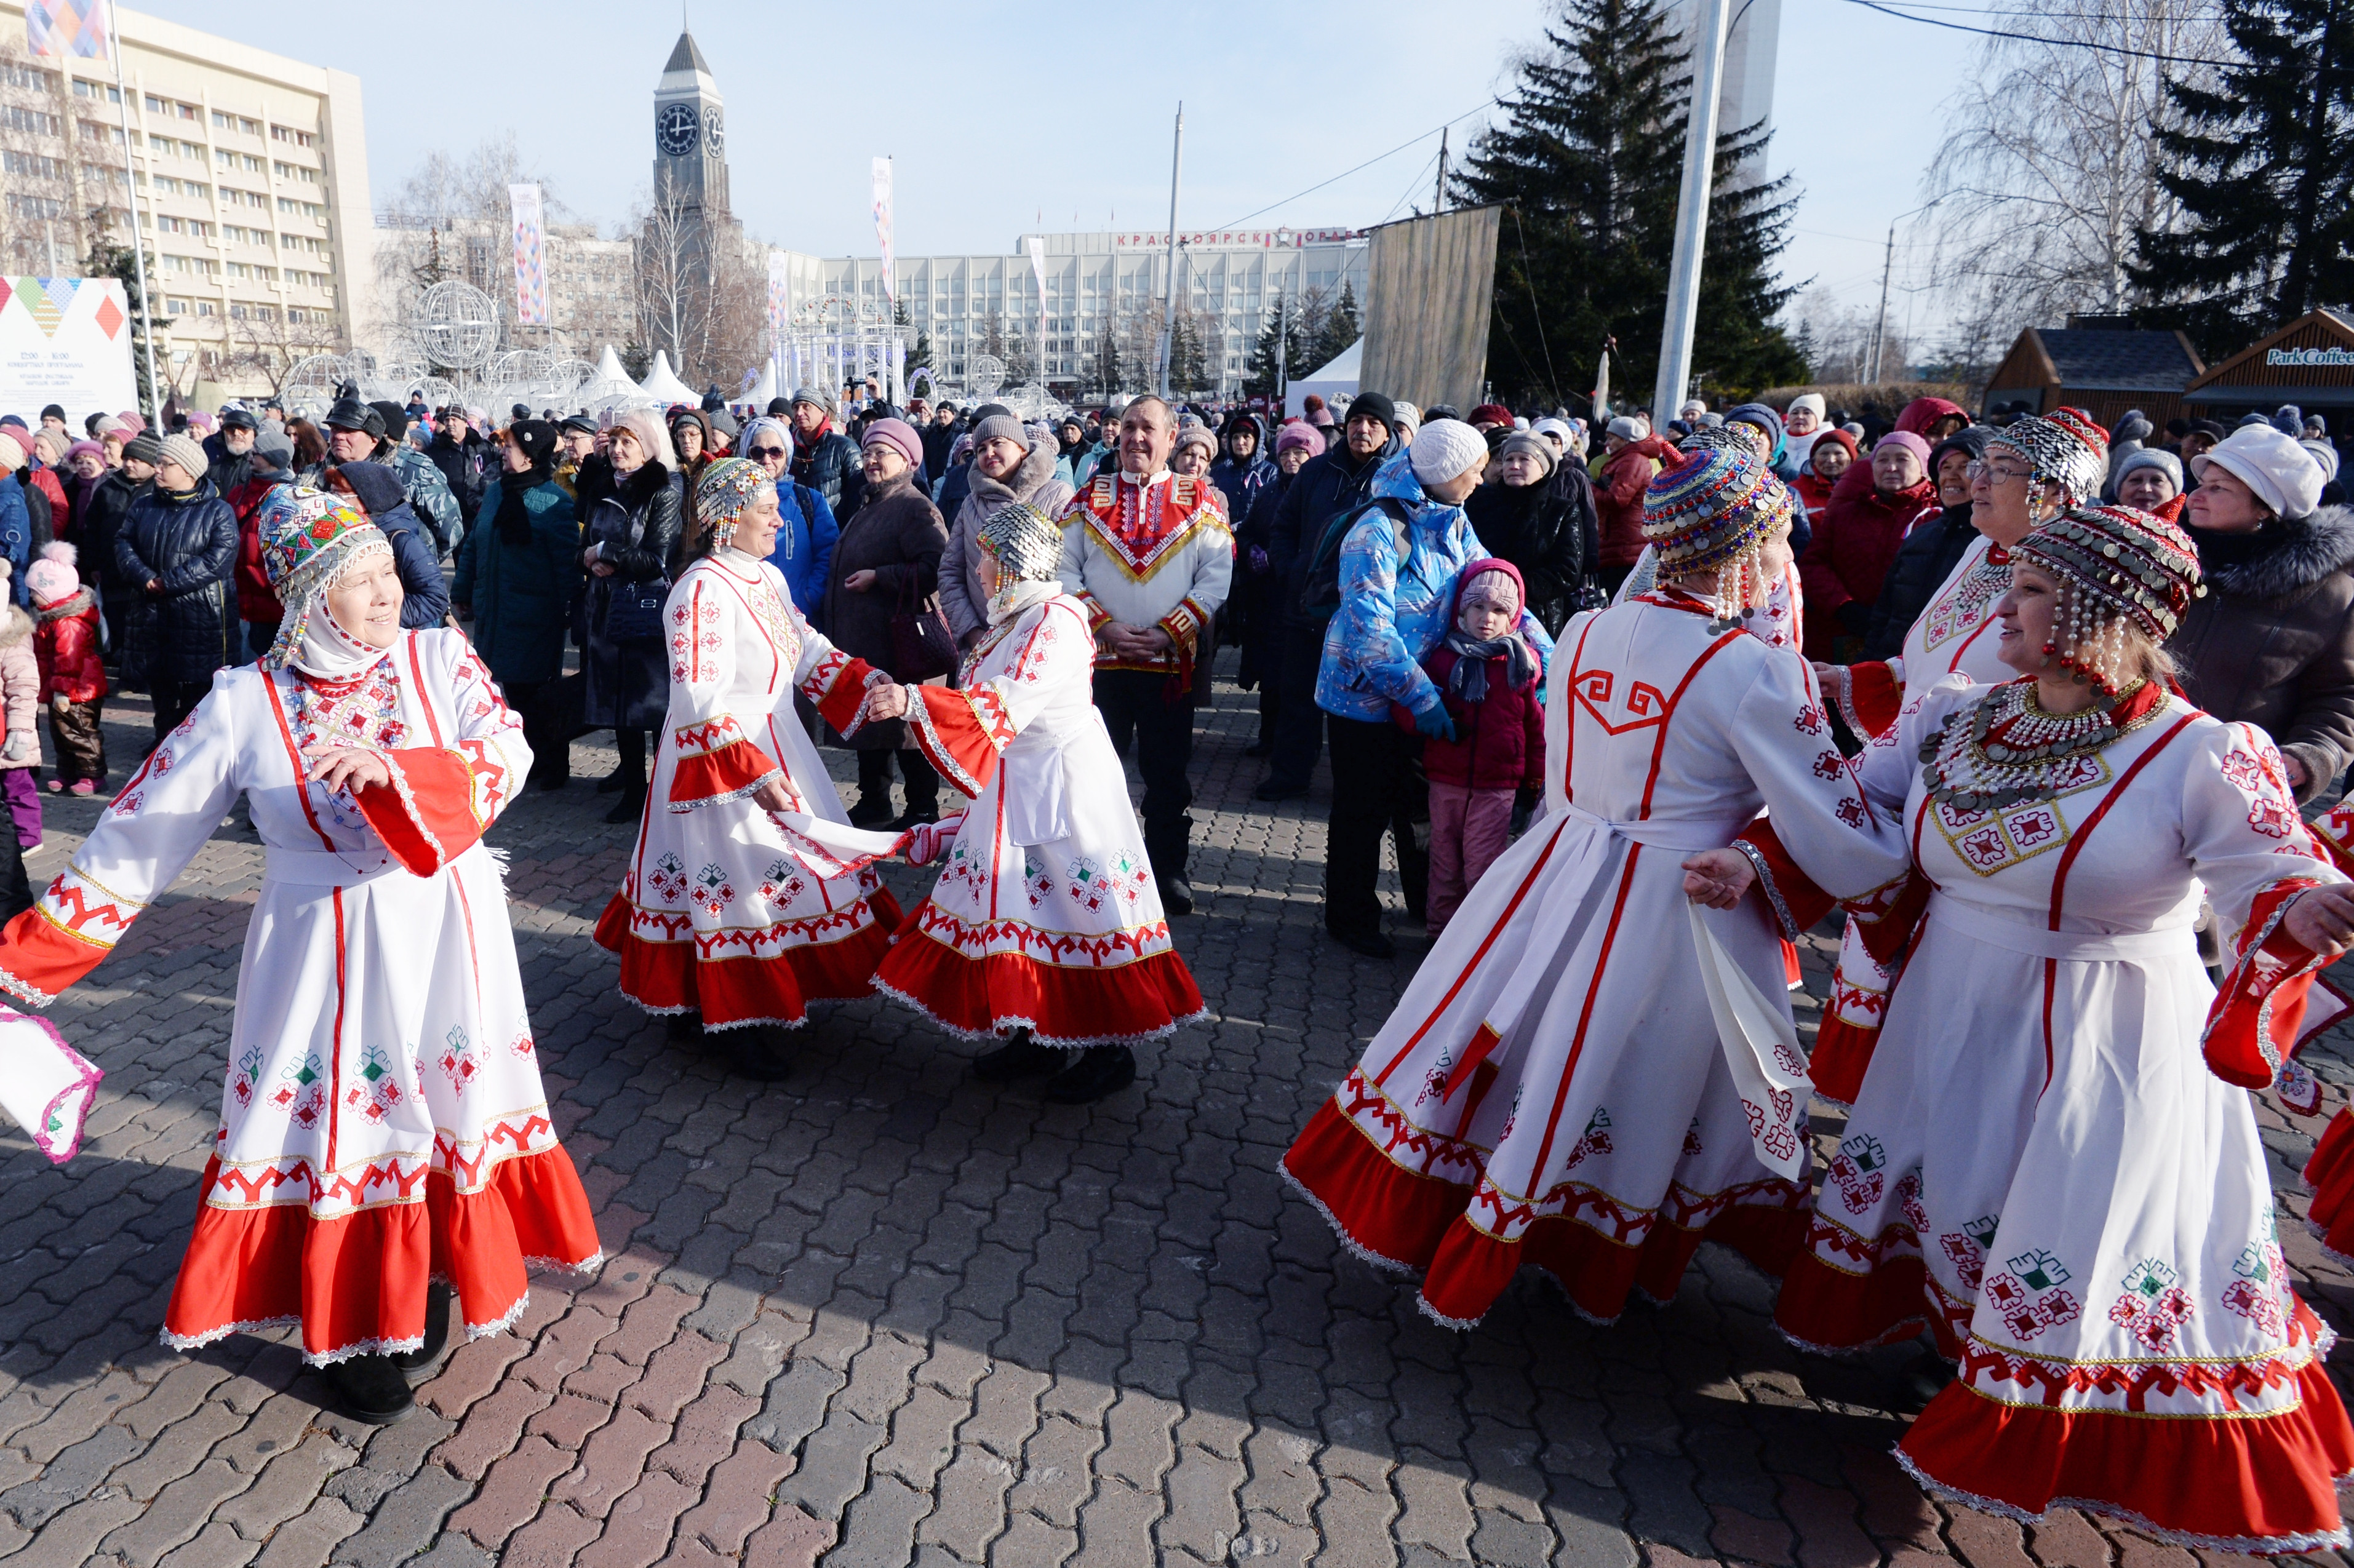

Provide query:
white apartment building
left=783, top=228, right=1370, bottom=395
left=0, top=1, right=370, bottom=399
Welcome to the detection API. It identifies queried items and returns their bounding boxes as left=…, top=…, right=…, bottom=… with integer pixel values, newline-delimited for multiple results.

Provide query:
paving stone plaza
left=1, top=659, right=2348, bottom=1568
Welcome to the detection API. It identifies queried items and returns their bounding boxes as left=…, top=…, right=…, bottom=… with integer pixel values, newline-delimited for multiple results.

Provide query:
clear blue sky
left=134, top=0, right=1971, bottom=335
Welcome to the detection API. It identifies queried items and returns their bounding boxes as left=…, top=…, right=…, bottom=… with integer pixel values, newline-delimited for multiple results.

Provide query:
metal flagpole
left=1156, top=104, right=1183, bottom=399
left=104, top=0, right=160, bottom=420
left=1651, top=0, right=1731, bottom=420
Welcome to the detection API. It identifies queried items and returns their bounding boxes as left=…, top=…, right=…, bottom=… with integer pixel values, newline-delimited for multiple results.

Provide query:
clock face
left=656, top=101, right=700, bottom=157
left=703, top=106, right=724, bottom=153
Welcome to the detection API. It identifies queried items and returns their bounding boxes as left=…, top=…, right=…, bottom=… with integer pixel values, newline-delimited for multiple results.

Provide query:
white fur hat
left=2192, top=424, right=2326, bottom=519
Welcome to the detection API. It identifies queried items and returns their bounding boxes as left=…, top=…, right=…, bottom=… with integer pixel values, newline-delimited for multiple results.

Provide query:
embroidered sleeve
left=1726, top=652, right=1913, bottom=903
left=903, top=603, right=1088, bottom=800
left=0, top=675, right=242, bottom=1006
left=1837, top=658, right=1904, bottom=739
left=667, top=716, right=783, bottom=813
left=2203, top=878, right=2332, bottom=1089
left=356, top=750, right=487, bottom=876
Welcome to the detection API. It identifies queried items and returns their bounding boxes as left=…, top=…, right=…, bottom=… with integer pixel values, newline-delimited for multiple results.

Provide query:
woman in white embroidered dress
left=1769, top=504, right=2354, bottom=1553
left=1808, top=408, right=2115, bottom=1098
left=1282, top=447, right=1913, bottom=1331
left=595, top=458, right=900, bottom=1080
left=0, top=485, right=600, bottom=1426
left=856, top=501, right=1205, bottom=1105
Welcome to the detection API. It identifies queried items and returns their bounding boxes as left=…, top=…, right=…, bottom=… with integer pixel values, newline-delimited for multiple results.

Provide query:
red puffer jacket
left=1394, top=646, right=1547, bottom=790
left=1798, top=461, right=1939, bottom=656
left=34, top=587, right=105, bottom=704
left=1596, top=435, right=1678, bottom=568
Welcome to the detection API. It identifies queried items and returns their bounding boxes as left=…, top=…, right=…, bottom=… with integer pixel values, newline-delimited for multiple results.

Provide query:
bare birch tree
left=1915, top=0, right=2225, bottom=362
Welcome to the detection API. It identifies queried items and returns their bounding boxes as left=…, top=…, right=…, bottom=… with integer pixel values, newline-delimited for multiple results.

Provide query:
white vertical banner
left=508, top=183, right=548, bottom=327
left=766, top=249, right=791, bottom=390
left=1026, top=236, right=1048, bottom=380
left=871, top=157, right=895, bottom=305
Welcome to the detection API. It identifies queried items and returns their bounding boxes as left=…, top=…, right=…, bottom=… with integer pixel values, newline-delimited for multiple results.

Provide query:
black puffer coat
left=114, top=477, right=239, bottom=688
left=581, top=461, right=682, bottom=732
left=2169, top=506, right=2354, bottom=800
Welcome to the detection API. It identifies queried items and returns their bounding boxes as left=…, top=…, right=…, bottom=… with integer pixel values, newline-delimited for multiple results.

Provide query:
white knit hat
left=1409, top=419, right=1487, bottom=485
left=1787, top=393, right=1826, bottom=421
left=2192, top=424, right=2326, bottom=520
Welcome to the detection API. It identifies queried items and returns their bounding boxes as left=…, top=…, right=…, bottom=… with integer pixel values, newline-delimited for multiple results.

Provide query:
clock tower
left=652, top=30, right=729, bottom=219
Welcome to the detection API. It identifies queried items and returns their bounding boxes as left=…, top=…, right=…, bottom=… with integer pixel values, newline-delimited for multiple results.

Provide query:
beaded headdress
left=2013, top=503, right=2204, bottom=693
left=255, top=484, right=390, bottom=671
left=1642, top=447, right=1793, bottom=615
left=976, top=501, right=1063, bottom=584
left=693, top=457, right=768, bottom=549
left=1987, top=408, right=2108, bottom=509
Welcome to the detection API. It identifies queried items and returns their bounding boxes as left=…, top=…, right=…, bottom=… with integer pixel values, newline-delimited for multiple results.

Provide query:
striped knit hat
left=2015, top=503, right=2204, bottom=643
left=1987, top=407, right=2108, bottom=503
left=1642, top=446, right=1793, bottom=576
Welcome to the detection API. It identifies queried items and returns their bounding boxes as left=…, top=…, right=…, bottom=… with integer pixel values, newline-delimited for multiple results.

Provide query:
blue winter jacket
left=1315, top=452, right=1554, bottom=723
left=765, top=482, right=840, bottom=627
left=0, top=479, right=28, bottom=607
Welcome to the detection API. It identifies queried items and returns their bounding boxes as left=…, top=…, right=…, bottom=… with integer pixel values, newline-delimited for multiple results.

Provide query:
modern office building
left=778, top=228, right=1371, bottom=396
left=0, top=1, right=372, bottom=399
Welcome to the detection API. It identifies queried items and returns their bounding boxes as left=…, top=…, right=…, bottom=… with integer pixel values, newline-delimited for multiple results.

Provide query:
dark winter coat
left=1209, top=421, right=1277, bottom=531
left=0, top=480, right=28, bottom=611
left=451, top=472, right=580, bottom=686
left=2168, top=506, right=2354, bottom=801
left=1799, top=463, right=1938, bottom=656
left=426, top=429, right=487, bottom=523
left=1394, top=645, right=1546, bottom=791
left=1234, top=469, right=1296, bottom=690
left=79, top=468, right=144, bottom=630
left=1860, top=504, right=1980, bottom=663
left=114, top=477, right=239, bottom=687
left=791, top=424, right=864, bottom=518
left=1464, top=477, right=1597, bottom=637
left=822, top=470, right=949, bottom=751
left=919, top=419, right=958, bottom=482
left=330, top=462, right=450, bottom=630
left=1268, top=436, right=1400, bottom=626
left=581, top=461, right=682, bottom=733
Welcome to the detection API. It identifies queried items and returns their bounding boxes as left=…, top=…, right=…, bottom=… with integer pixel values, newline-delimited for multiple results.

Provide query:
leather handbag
left=888, top=573, right=957, bottom=682
left=602, top=500, right=670, bottom=646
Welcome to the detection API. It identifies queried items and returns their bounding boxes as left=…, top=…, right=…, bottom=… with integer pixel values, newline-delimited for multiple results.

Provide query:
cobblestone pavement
left=4, top=651, right=2354, bottom=1567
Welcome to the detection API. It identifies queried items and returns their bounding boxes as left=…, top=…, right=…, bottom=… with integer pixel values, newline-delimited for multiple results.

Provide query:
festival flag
left=871, top=158, right=895, bottom=305
left=25, top=0, right=109, bottom=60
left=508, top=184, right=548, bottom=327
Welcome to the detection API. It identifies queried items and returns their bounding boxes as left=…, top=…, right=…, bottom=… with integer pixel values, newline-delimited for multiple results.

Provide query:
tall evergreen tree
left=2129, top=0, right=2354, bottom=354
left=1307, top=282, right=1360, bottom=373
left=1242, top=295, right=1311, bottom=399
left=1453, top=0, right=1805, bottom=410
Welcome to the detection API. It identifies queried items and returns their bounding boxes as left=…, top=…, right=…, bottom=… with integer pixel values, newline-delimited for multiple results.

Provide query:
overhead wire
left=1205, top=100, right=1499, bottom=231
left=1837, top=0, right=2248, bottom=65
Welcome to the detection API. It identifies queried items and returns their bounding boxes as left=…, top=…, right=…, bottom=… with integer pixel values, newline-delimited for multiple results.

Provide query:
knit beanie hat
left=1495, top=431, right=1557, bottom=477
left=1274, top=421, right=1325, bottom=458
left=1409, top=419, right=1487, bottom=486
left=1455, top=556, right=1525, bottom=616
left=1873, top=430, right=1933, bottom=468
left=1786, top=393, right=1827, bottom=422
left=1468, top=404, right=1514, bottom=428
left=1726, top=402, right=1785, bottom=456
left=0, top=432, right=23, bottom=472
left=1643, top=446, right=1793, bottom=577
left=1606, top=416, right=1645, bottom=442
left=860, top=417, right=922, bottom=472
left=1173, top=426, right=1218, bottom=463
left=122, top=432, right=164, bottom=466
left=25, top=542, right=77, bottom=608
left=1346, top=392, right=1396, bottom=432
left=2192, top=424, right=2327, bottom=520
left=2113, top=447, right=2183, bottom=494
left=2304, top=439, right=2341, bottom=486
left=970, top=413, right=1027, bottom=451
left=158, top=432, right=208, bottom=480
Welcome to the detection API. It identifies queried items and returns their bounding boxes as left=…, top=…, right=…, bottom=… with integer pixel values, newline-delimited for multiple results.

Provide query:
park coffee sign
left=0, top=277, right=137, bottom=426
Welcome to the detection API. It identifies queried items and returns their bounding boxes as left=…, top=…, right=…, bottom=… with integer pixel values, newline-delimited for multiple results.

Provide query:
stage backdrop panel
left=0, top=277, right=137, bottom=427
left=1357, top=207, right=1500, bottom=416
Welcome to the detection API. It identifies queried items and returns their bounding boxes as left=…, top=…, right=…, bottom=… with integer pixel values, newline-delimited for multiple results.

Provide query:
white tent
left=638, top=349, right=697, bottom=405
left=1285, top=340, right=1360, bottom=419
left=576, top=343, right=647, bottom=413
left=745, top=362, right=778, bottom=410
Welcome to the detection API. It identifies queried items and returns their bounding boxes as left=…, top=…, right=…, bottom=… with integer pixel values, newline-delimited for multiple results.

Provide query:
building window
left=4, top=194, right=66, bottom=222
left=1, top=106, right=60, bottom=137
left=269, top=124, right=314, bottom=148
left=195, top=299, right=215, bottom=315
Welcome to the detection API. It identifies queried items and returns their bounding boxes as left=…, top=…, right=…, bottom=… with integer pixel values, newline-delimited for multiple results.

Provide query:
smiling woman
left=0, top=487, right=600, bottom=1429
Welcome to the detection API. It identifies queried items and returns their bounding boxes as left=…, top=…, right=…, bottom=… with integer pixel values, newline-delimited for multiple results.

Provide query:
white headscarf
left=287, top=539, right=395, bottom=680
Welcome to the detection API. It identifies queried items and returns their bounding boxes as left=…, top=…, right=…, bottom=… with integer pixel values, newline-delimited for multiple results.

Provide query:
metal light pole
left=106, top=4, right=160, bottom=421
left=1651, top=0, right=1733, bottom=420
left=1156, top=104, right=1183, bottom=399
left=1869, top=198, right=1942, bottom=384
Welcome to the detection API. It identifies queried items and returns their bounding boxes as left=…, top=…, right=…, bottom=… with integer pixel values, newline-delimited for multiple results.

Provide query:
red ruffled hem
left=1808, top=1014, right=1880, bottom=1107
left=1897, top=1364, right=2354, bottom=1553
left=594, top=889, right=902, bottom=1029
left=1773, top=1244, right=1957, bottom=1356
left=871, top=910, right=1205, bottom=1046
left=1283, top=1097, right=1807, bottom=1329
left=161, top=1143, right=601, bottom=1364
left=2304, top=1108, right=2354, bottom=1264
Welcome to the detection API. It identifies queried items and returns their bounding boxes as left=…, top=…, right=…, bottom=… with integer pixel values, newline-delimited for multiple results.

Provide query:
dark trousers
left=47, top=697, right=105, bottom=782
left=856, top=747, right=939, bottom=819
left=505, top=680, right=570, bottom=787
left=616, top=728, right=651, bottom=790
left=150, top=679, right=205, bottom=743
left=0, top=820, right=28, bottom=923
left=1094, top=667, right=1195, bottom=883
left=1263, top=617, right=1331, bottom=790
left=1325, top=715, right=1429, bottom=941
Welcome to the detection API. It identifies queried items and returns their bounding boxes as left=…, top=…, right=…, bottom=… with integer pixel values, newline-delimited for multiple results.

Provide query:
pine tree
left=1242, top=296, right=1310, bottom=399
left=895, top=300, right=933, bottom=383
left=1307, top=281, right=1360, bottom=373
left=2129, top=0, right=2354, bottom=354
left=1453, top=0, right=1805, bottom=409
left=1091, top=319, right=1122, bottom=398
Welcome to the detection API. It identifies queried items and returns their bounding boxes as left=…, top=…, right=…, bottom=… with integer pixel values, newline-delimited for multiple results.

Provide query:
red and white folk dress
left=1283, top=587, right=1912, bottom=1329
left=596, top=547, right=900, bottom=1029
left=0, top=629, right=600, bottom=1363
left=1774, top=676, right=2354, bottom=1552
left=869, top=588, right=1205, bottom=1045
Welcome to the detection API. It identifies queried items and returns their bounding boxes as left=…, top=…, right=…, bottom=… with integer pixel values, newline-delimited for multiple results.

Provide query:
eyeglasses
left=748, top=446, right=788, bottom=459
left=1967, top=460, right=2031, bottom=485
